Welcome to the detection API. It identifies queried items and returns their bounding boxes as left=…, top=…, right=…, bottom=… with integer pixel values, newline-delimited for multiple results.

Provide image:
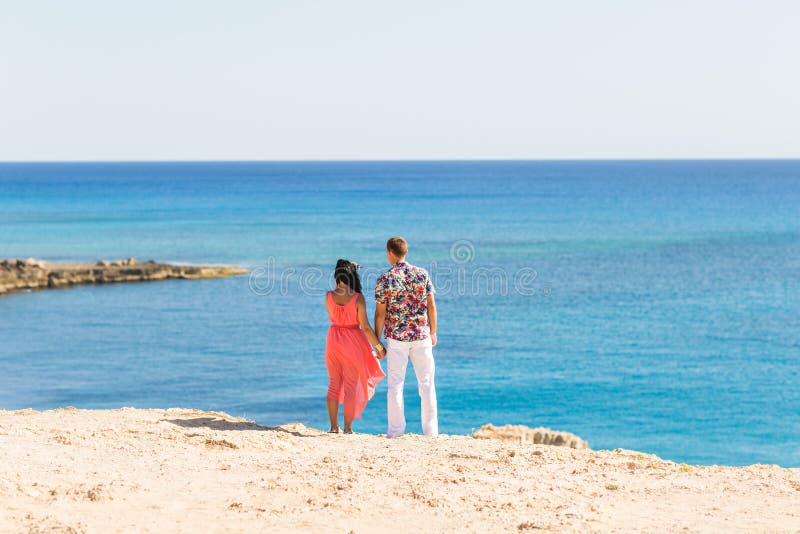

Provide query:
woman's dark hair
left=334, top=259, right=362, bottom=293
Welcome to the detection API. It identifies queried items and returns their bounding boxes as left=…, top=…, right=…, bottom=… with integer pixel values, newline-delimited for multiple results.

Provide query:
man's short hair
left=386, top=236, right=408, bottom=257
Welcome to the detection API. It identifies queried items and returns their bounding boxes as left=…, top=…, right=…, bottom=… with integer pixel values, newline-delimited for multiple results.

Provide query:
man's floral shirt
left=375, top=261, right=435, bottom=341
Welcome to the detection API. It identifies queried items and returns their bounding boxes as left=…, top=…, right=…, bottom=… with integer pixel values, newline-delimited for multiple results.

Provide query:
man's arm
left=427, top=293, right=437, bottom=347
left=374, top=301, right=386, bottom=343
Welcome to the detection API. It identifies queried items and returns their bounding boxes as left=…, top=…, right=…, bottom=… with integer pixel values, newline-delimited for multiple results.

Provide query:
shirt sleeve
left=375, top=275, right=388, bottom=304
left=425, top=270, right=435, bottom=295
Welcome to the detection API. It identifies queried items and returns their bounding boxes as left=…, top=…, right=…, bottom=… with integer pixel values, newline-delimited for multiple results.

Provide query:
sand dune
left=1, top=408, right=798, bottom=533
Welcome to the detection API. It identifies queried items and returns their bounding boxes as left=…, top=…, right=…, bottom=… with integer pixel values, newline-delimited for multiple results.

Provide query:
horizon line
left=1, top=157, right=799, bottom=164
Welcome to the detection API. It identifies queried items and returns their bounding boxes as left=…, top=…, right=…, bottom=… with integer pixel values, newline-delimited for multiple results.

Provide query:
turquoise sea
left=1, top=160, right=798, bottom=466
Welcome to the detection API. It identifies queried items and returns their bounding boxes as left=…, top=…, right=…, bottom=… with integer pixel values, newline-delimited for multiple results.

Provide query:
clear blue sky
left=1, top=1, right=798, bottom=161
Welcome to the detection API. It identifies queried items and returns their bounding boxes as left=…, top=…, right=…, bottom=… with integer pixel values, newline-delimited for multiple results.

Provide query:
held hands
left=374, top=343, right=386, bottom=360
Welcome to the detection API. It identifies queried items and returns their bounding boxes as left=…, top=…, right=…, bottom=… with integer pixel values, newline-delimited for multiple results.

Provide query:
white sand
left=1, top=408, right=798, bottom=533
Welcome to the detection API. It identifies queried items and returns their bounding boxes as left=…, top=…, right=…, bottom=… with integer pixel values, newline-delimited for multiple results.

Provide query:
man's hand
left=375, top=343, right=386, bottom=360
left=430, top=333, right=437, bottom=347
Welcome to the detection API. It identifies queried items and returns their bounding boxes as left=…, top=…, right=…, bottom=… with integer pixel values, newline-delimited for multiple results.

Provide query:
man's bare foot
left=328, top=427, right=340, bottom=433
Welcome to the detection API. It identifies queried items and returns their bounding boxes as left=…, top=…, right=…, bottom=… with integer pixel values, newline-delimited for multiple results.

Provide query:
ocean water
left=1, top=160, right=798, bottom=466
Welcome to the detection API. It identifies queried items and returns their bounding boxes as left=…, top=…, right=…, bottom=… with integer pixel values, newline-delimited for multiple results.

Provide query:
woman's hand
left=375, top=343, right=386, bottom=360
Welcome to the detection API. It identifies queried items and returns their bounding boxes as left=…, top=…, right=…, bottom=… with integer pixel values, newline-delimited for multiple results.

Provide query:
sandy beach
left=1, top=408, right=798, bottom=533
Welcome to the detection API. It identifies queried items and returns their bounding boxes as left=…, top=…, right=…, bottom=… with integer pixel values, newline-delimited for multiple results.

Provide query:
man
left=374, top=236, right=438, bottom=438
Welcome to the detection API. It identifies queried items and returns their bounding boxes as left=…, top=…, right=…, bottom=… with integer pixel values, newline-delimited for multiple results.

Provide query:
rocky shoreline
left=2, top=408, right=798, bottom=532
left=0, top=257, right=248, bottom=296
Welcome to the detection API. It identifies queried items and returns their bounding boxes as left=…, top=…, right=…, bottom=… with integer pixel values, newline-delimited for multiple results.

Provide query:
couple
left=324, top=236, right=438, bottom=438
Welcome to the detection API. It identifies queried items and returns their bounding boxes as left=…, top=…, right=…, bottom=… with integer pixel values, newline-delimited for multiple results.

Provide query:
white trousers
left=385, top=337, right=438, bottom=438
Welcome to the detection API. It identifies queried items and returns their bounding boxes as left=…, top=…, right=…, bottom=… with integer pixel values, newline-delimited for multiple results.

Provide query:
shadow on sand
left=163, top=417, right=323, bottom=438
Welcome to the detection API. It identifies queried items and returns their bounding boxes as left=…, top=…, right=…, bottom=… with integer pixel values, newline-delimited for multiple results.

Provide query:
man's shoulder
left=375, top=269, right=398, bottom=292
left=406, top=263, right=430, bottom=278
left=376, top=269, right=394, bottom=284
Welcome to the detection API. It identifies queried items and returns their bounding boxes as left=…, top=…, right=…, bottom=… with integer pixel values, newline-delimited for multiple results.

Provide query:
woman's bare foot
left=328, top=427, right=340, bottom=433
left=343, top=427, right=353, bottom=434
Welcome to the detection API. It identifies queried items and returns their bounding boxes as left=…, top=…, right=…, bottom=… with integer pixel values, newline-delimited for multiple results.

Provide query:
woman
left=324, top=259, right=386, bottom=433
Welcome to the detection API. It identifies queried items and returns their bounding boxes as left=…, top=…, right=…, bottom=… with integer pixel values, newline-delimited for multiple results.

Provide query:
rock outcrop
left=0, top=258, right=248, bottom=297
left=473, top=423, right=590, bottom=449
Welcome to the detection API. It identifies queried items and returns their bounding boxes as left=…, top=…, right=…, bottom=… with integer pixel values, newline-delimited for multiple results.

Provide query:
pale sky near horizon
left=1, top=1, right=799, bottom=161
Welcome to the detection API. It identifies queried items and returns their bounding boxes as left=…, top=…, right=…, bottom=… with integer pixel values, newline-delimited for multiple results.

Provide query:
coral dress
left=325, top=291, right=386, bottom=419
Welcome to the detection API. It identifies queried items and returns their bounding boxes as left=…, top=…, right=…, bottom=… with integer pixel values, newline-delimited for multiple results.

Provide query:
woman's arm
left=357, top=294, right=385, bottom=357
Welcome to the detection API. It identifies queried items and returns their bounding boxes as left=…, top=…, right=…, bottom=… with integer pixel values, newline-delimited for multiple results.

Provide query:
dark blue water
left=1, top=161, right=798, bottom=466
